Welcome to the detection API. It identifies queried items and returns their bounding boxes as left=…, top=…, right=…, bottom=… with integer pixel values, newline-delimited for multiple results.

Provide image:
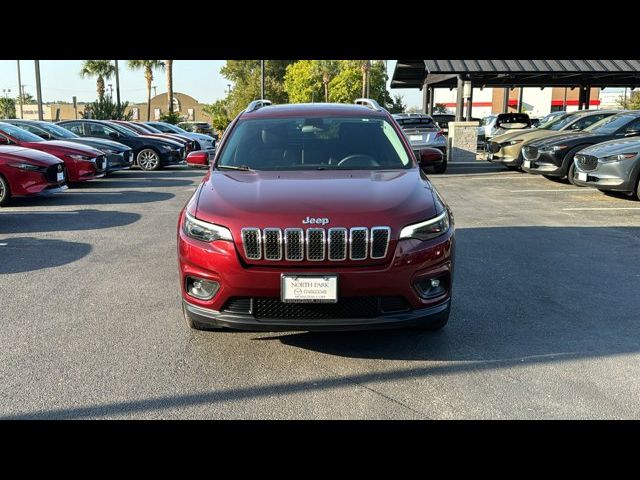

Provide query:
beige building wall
left=17, top=92, right=213, bottom=123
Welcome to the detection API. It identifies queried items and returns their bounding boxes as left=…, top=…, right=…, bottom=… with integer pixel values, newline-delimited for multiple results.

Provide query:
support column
left=465, top=82, right=473, bottom=121
left=455, top=76, right=464, bottom=121
left=584, top=86, right=591, bottom=110
left=502, top=87, right=510, bottom=113
left=422, top=83, right=430, bottom=114
left=428, top=87, right=434, bottom=115
left=517, top=87, right=524, bottom=113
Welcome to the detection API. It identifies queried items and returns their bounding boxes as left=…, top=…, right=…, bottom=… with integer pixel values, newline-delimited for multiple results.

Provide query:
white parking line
left=509, top=188, right=598, bottom=193
left=563, top=207, right=640, bottom=211
left=470, top=176, right=537, bottom=180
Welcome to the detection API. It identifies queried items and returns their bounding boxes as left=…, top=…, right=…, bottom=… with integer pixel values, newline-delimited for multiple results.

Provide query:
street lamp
left=227, top=84, right=231, bottom=95
left=153, top=86, right=157, bottom=97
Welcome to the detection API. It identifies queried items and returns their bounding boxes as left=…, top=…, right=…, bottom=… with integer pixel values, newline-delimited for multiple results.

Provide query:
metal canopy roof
left=391, top=60, right=640, bottom=89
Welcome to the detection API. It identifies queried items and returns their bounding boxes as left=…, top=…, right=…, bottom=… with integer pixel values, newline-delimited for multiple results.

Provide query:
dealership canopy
left=391, top=60, right=640, bottom=89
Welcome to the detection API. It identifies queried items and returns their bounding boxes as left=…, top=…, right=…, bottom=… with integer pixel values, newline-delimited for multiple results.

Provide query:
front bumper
left=178, top=221, right=455, bottom=331
left=183, top=298, right=451, bottom=331
left=160, top=149, right=183, bottom=165
left=486, top=141, right=524, bottom=166
left=105, top=151, right=134, bottom=172
left=521, top=150, right=565, bottom=176
left=572, top=158, right=640, bottom=192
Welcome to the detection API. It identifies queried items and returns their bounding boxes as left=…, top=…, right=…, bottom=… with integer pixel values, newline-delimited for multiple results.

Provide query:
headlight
left=69, top=154, right=93, bottom=161
left=602, top=152, right=637, bottom=162
left=102, top=149, right=117, bottom=155
left=8, top=162, right=42, bottom=171
left=182, top=211, right=232, bottom=242
left=400, top=211, right=450, bottom=241
left=160, top=144, right=175, bottom=151
left=541, top=145, right=568, bottom=153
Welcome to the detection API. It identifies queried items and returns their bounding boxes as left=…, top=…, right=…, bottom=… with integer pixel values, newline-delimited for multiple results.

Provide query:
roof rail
left=354, top=98, right=384, bottom=111
left=245, top=99, right=272, bottom=113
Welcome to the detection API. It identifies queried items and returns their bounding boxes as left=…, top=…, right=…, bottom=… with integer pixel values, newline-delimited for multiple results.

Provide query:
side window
left=0, top=133, right=14, bottom=145
left=19, top=124, right=45, bottom=137
left=571, top=115, right=604, bottom=130
left=87, top=123, right=113, bottom=137
left=623, top=118, right=640, bottom=134
left=64, top=122, right=84, bottom=135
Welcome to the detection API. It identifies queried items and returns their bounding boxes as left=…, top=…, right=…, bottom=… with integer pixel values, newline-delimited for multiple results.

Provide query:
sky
left=0, top=60, right=423, bottom=108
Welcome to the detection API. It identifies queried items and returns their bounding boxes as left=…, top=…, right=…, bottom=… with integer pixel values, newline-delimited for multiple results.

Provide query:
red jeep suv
left=178, top=99, right=455, bottom=331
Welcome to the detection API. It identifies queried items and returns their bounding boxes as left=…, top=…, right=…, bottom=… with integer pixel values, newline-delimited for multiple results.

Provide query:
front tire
left=0, top=175, right=11, bottom=207
left=567, top=161, right=578, bottom=185
left=137, top=148, right=162, bottom=171
left=635, top=175, right=640, bottom=201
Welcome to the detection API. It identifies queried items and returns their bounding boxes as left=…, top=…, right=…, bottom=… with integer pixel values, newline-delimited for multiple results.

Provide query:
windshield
left=217, top=116, right=413, bottom=171
left=154, top=123, right=185, bottom=134
left=139, top=123, right=161, bottom=133
left=394, top=116, right=437, bottom=128
left=583, top=114, right=636, bottom=134
left=0, top=122, right=44, bottom=142
left=108, top=122, right=139, bottom=136
left=38, top=122, right=79, bottom=139
left=541, top=114, right=575, bottom=131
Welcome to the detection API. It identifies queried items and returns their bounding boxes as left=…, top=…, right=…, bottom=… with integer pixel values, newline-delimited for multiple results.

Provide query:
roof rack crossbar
left=354, top=98, right=384, bottom=111
left=246, top=99, right=272, bottom=113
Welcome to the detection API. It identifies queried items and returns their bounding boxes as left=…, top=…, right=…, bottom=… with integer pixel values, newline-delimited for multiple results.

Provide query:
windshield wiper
left=217, top=165, right=254, bottom=171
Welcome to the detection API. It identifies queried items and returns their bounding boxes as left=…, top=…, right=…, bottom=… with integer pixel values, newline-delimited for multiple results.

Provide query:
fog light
left=414, top=275, right=447, bottom=299
left=186, top=277, right=219, bottom=300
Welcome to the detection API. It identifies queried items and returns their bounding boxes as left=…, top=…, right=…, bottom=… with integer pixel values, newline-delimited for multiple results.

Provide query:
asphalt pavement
left=1, top=160, right=639, bottom=419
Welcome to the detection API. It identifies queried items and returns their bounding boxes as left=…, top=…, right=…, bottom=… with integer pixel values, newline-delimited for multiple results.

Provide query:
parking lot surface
left=1, top=160, right=639, bottom=419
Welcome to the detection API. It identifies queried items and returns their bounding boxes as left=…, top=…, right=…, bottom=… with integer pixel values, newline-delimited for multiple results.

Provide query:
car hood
left=578, top=138, right=640, bottom=157
left=72, top=137, right=131, bottom=151
left=139, top=135, right=182, bottom=147
left=24, top=140, right=104, bottom=156
left=0, top=145, right=63, bottom=166
left=189, top=132, right=215, bottom=142
left=492, top=128, right=571, bottom=144
left=193, top=169, right=437, bottom=233
left=528, top=131, right=595, bottom=148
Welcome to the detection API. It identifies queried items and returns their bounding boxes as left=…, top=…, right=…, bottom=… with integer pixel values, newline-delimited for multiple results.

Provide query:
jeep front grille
left=240, top=226, right=391, bottom=262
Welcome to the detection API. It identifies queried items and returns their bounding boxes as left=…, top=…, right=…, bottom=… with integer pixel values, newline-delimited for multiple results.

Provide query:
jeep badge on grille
left=302, top=217, right=329, bottom=225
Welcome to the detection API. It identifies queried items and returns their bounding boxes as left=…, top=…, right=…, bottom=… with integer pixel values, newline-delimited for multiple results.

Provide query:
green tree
left=434, top=103, right=448, bottom=113
left=0, top=97, right=16, bottom=118
left=328, top=60, right=392, bottom=107
left=220, top=60, right=295, bottom=118
left=128, top=60, right=165, bottom=120
left=203, top=99, right=231, bottom=134
left=387, top=94, right=406, bottom=114
left=159, top=111, right=182, bottom=124
left=617, top=90, right=640, bottom=110
left=82, top=97, right=132, bottom=120
left=79, top=60, right=115, bottom=100
left=284, top=60, right=339, bottom=103
left=16, top=91, right=35, bottom=104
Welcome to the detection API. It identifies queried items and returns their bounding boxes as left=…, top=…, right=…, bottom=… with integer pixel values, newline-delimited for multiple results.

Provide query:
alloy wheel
left=137, top=149, right=160, bottom=171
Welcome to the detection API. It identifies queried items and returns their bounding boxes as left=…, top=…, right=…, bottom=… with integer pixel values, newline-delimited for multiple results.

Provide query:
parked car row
left=0, top=119, right=216, bottom=206
left=487, top=110, right=640, bottom=199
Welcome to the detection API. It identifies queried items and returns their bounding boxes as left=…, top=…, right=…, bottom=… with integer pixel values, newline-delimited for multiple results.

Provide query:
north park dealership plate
left=281, top=275, right=338, bottom=303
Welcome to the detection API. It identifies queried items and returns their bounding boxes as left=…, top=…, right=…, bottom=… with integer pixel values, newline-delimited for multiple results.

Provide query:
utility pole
left=260, top=60, right=265, bottom=100
left=114, top=60, right=121, bottom=109
left=34, top=60, right=43, bottom=121
left=16, top=60, right=23, bottom=119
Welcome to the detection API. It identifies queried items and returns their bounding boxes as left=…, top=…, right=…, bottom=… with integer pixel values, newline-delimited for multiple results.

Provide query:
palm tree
left=79, top=60, right=115, bottom=100
left=127, top=60, right=165, bottom=120
left=165, top=60, right=174, bottom=113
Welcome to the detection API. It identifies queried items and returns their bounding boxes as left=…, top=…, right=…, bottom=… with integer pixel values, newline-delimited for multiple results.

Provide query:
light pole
left=260, top=60, right=265, bottom=100
left=107, top=84, right=113, bottom=99
left=114, top=60, right=121, bottom=109
left=34, top=60, right=43, bottom=121
left=226, top=84, right=231, bottom=95
left=16, top=61, right=23, bottom=118
left=153, top=85, right=157, bottom=97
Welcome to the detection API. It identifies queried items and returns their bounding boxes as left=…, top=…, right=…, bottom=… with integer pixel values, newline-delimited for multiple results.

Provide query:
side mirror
left=625, top=130, right=640, bottom=137
left=418, top=147, right=444, bottom=168
left=186, top=151, right=209, bottom=168
left=0, top=136, right=8, bottom=145
left=42, top=132, right=53, bottom=140
left=108, top=131, right=120, bottom=139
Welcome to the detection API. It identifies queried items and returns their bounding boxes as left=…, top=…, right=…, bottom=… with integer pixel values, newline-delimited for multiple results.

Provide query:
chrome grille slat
left=370, top=227, right=391, bottom=259
left=576, top=154, right=598, bottom=171
left=263, top=228, right=283, bottom=260
left=284, top=228, right=304, bottom=261
left=241, top=228, right=261, bottom=260
left=306, top=228, right=325, bottom=261
left=349, top=227, right=368, bottom=260
left=241, top=226, right=390, bottom=261
left=328, top=228, right=347, bottom=261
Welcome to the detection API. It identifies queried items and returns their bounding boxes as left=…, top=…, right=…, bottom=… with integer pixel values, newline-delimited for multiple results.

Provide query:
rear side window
left=395, top=116, right=437, bottom=129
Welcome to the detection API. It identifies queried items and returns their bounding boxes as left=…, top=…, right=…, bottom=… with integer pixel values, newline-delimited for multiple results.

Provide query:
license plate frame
left=281, top=274, right=338, bottom=304
left=523, top=160, right=531, bottom=168
left=577, top=171, right=588, bottom=182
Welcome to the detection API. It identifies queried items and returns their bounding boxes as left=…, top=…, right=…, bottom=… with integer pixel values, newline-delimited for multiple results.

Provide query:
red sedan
left=0, top=122, right=106, bottom=183
left=0, top=145, right=67, bottom=206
